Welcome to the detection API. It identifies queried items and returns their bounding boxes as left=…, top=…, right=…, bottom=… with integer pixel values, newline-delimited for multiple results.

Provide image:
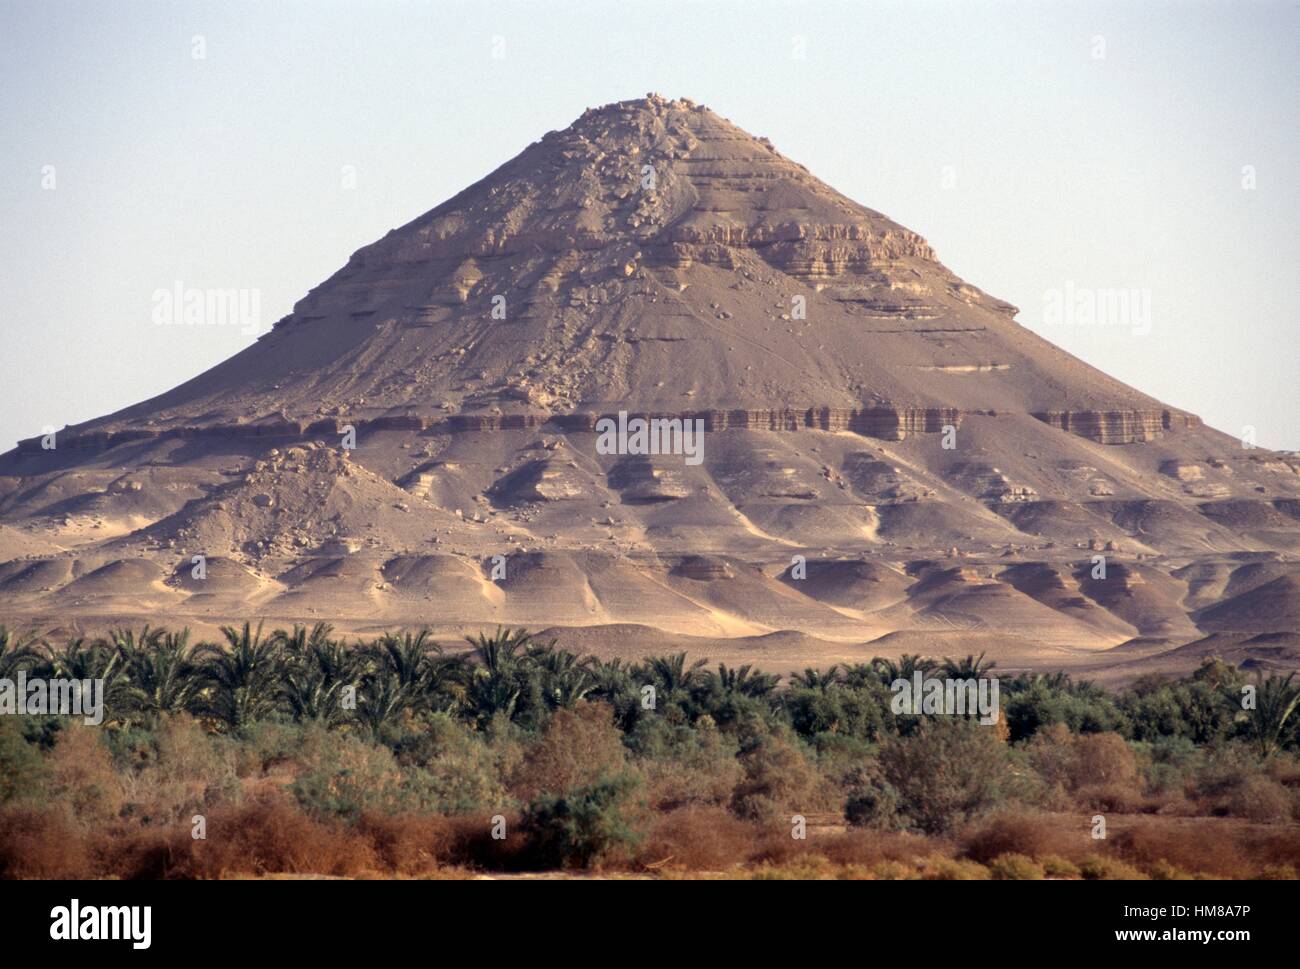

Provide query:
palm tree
left=940, top=652, right=996, bottom=680
left=586, top=657, right=642, bottom=729
left=368, top=629, right=454, bottom=703
left=0, top=626, right=46, bottom=678
left=642, top=653, right=709, bottom=694
left=108, top=624, right=164, bottom=654
left=464, top=627, right=535, bottom=724
left=871, top=653, right=936, bottom=685
left=464, top=670, right=523, bottom=726
left=589, top=657, right=634, bottom=694
left=1040, top=670, right=1072, bottom=691
left=194, top=622, right=285, bottom=734
left=1241, top=672, right=1300, bottom=759
left=631, top=652, right=710, bottom=721
left=119, top=629, right=202, bottom=719
left=51, top=635, right=133, bottom=721
left=354, top=669, right=416, bottom=738
left=789, top=667, right=841, bottom=692
left=467, top=626, right=533, bottom=674
left=282, top=634, right=366, bottom=727
left=715, top=663, right=781, bottom=699
left=274, top=622, right=335, bottom=658
left=528, top=642, right=596, bottom=709
left=839, top=663, right=879, bottom=689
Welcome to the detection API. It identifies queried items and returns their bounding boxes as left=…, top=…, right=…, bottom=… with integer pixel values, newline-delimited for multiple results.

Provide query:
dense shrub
left=729, top=726, right=826, bottom=823
left=962, top=811, right=1088, bottom=865
left=392, top=713, right=512, bottom=814
left=639, top=806, right=755, bottom=871
left=1004, top=681, right=1126, bottom=741
left=784, top=682, right=890, bottom=741
left=0, top=806, right=91, bottom=878
left=1123, top=681, right=1236, bottom=745
left=846, top=780, right=904, bottom=831
left=988, top=852, right=1044, bottom=880
left=119, top=715, right=241, bottom=824
left=0, top=718, right=45, bottom=804
left=874, top=719, right=1008, bottom=834
left=292, top=734, right=410, bottom=819
left=628, top=716, right=742, bottom=810
left=509, top=702, right=627, bottom=801
left=41, top=725, right=124, bottom=824
left=522, top=771, right=644, bottom=869
left=1224, top=775, right=1292, bottom=822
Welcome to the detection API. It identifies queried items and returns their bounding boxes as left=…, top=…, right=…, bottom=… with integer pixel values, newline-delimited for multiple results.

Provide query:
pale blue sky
left=2, top=0, right=1297, bottom=449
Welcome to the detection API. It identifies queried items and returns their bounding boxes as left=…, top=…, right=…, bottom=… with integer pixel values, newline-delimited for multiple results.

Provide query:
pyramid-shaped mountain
left=3, top=95, right=1298, bottom=678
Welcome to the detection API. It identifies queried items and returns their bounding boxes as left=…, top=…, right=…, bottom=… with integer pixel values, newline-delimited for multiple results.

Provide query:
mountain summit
left=3, top=95, right=1298, bottom=676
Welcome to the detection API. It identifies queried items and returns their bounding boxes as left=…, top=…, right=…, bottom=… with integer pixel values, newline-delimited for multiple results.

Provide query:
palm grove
left=1, top=623, right=1299, bottom=877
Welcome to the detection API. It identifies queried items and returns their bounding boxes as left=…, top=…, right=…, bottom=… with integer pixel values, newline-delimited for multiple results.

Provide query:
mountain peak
left=32, top=97, right=1180, bottom=442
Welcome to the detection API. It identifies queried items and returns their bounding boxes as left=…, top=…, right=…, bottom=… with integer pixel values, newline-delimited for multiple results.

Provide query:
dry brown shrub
left=102, top=808, right=537, bottom=878
left=1072, top=733, right=1137, bottom=787
left=920, top=855, right=991, bottom=880
left=1107, top=819, right=1252, bottom=878
left=1260, top=862, right=1298, bottom=879
left=729, top=823, right=934, bottom=875
left=729, top=733, right=826, bottom=823
left=1025, top=724, right=1074, bottom=789
left=1074, top=782, right=1148, bottom=814
left=355, top=813, right=457, bottom=876
left=1264, top=756, right=1300, bottom=788
left=961, top=811, right=1090, bottom=864
left=816, top=828, right=938, bottom=867
left=869, top=859, right=917, bottom=880
left=1027, top=727, right=1142, bottom=808
left=43, top=725, right=123, bottom=824
left=1039, top=854, right=1081, bottom=878
left=0, top=806, right=93, bottom=878
left=1078, top=854, right=1149, bottom=880
left=1144, top=858, right=1196, bottom=880
left=429, top=813, right=531, bottom=871
left=121, top=801, right=376, bottom=878
left=1224, top=776, right=1291, bottom=822
left=1145, top=789, right=1197, bottom=817
left=88, top=824, right=174, bottom=880
left=508, top=703, right=626, bottom=802
left=988, top=852, right=1045, bottom=880
left=1116, top=817, right=1300, bottom=878
left=1214, top=824, right=1300, bottom=877
left=742, top=825, right=804, bottom=866
left=748, top=854, right=873, bottom=880
left=637, top=806, right=756, bottom=871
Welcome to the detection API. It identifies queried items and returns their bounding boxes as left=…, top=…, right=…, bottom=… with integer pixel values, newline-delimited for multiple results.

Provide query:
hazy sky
left=2, top=0, right=1297, bottom=450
